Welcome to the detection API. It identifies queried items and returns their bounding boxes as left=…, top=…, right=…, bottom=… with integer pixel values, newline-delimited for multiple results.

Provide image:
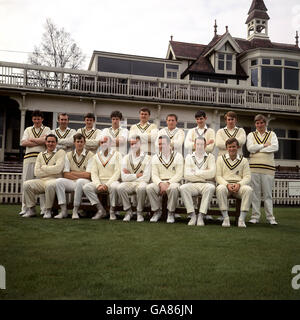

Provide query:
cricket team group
left=19, top=107, right=279, bottom=228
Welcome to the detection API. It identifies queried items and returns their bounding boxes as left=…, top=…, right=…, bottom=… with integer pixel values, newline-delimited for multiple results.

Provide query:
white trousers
left=146, top=182, right=180, bottom=212
left=23, top=178, right=56, bottom=209
left=55, top=178, right=91, bottom=207
left=83, top=181, right=120, bottom=207
left=251, top=173, right=275, bottom=221
left=21, top=161, right=45, bottom=212
left=216, top=184, right=253, bottom=212
left=117, top=181, right=147, bottom=212
left=180, top=182, right=215, bottom=214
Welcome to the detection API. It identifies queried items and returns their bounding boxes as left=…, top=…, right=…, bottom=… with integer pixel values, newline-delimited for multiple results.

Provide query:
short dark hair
left=45, top=134, right=58, bottom=142
left=139, top=107, right=151, bottom=115
left=158, top=135, right=171, bottom=144
left=73, top=133, right=86, bottom=142
left=166, top=114, right=178, bottom=121
left=57, top=113, right=69, bottom=120
left=195, top=110, right=206, bottom=118
left=225, top=137, right=239, bottom=147
left=31, top=110, right=44, bottom=118
left=84, top=113, right=95, bottom=120
left=110, top=111, right=123, bottom=120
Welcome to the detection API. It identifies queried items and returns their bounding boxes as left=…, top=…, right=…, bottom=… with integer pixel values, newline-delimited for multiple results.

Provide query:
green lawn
left=0, top=205, right=299, bottom=300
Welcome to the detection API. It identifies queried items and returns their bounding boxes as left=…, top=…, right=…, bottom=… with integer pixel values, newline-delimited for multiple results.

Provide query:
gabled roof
left=168, top=41, right=206, bottom=60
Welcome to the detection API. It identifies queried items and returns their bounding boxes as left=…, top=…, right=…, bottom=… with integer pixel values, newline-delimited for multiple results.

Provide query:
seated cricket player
left=51, top=113, right=76, bottom=152
left=83, top=135, right=121, bottom=220
left=215, top=137, right=253, bottom=228
left=216, top=111, right=246, bottom=156
left=146, top=135, right=184, bottom=223
left=22, top=134, right=66, bottom=218
left=117, top=135, right=151, bottom=222
left=54, top=133, right=94, bottom=219
left=180, top=136, right=216, bottom=226
left=101, top=110, right=129, bottom=155
left=156, top=114, right=185, bottom=154
left=184, top=110, right=215, bottom=155
left=129, top=107, right=158, bottom=155
left=76, top=113, right=102, bottom=154
left=19, top=110, right=51, bottom=215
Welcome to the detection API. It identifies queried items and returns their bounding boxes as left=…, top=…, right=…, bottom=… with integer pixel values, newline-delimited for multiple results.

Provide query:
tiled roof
left=245, top=10, right=270, bottom=24
left=234, top=37, right=300, bottom=52
left=248, top=0, right=268, bottom=14
left=169, top=41, right=206, bottom=60
left=169, top=29, right=300, bottom=79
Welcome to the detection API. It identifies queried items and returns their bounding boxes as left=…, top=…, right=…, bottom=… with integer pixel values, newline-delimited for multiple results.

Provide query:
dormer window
left=218, top=53, right=232, bottom=71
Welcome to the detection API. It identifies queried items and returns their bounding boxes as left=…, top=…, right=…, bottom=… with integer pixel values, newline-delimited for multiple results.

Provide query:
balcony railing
left=0, top=61, right=299, bottom=113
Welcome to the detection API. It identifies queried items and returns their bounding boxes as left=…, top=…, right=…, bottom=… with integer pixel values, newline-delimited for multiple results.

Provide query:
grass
left=0, top=205, right=300, bottom=300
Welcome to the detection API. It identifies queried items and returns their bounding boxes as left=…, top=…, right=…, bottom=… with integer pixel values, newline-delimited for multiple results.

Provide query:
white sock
left=221, top=210, right=229, bottom=218
left=239, top=211, right=248, bottom=221
left=96, top=203, right=104, bottom=212
left=60, top=204, right=67, bottom=212
left=198, top=212, right=204, bottom=219
left=73, top=206, right=79, bottom=214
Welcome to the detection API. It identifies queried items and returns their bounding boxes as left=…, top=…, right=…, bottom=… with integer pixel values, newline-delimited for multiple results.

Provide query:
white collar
left=57, top=127, right=70, bottom=132
left=43, top=148, right=57, bottom=154
left=225, top=126, right=238, bottom=131
left=193, top=151, right=208, bottom=159
left=225, top=153, right=241, bottom=161
left=84, top=126, right=95, bottom=131
left=196, top=125, right=207, bottom=130
left=130, top=150, right=144, bottom=159
left=99, top=148, right=114, bottom=157
left=166, top=127, right=178, bottom=133
left=73, top=148, right=87, bottom=157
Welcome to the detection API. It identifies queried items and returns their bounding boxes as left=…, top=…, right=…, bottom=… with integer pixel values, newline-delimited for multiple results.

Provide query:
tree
left=28, top=18, right=86, bottom=89
left=28, top=18, right=85, bottom=69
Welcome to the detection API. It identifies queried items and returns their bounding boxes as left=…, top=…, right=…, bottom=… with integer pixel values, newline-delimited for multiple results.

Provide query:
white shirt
left=102, top=126, right=129, bottom=155
left=121, top=151, right=151, bottom=183
left=246, top=130, right=279, bottom=154
left=63, top=148, right=93, bottom=173
left=51, top=127, right=76, bottom=151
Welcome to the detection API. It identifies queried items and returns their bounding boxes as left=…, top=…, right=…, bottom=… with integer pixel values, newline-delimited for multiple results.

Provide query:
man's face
left=32, top=116, right=43, bottom=128
left=111, top=117, right=120, bottom=128
left=226, top=142, right=238, bottom=158
left=195, top=139, right=206, bottom=153
left=255, top=120, right=266, bottom=132
left=99, top=136, right=110, bottom=150
left=85, top=117, right=95, bottom=129
left=166, top=116, right=177, bottom=130
left=196, top=116, right=207, bottom=128
left=226, top=116, right=237, bottom=129
left=130, top=138, right=141, bottom=152
left=58, top=115, right=69, bottom=129
left=139, top=111, right=150, bottom=123
left=45, top=137, right=57, bottom=152
left=159, top=138, right=170, bottom=153
left=74, top=138, right=85, bottom=152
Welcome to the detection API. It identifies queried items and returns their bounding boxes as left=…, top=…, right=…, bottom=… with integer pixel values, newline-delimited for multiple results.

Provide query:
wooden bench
left=161, top=194, right=241, bottom=225
left=53, top=191, right=241, bottom=225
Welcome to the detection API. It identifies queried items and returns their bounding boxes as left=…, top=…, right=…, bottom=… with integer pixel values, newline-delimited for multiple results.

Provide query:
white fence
left=0, top=172, right=299, bottom=206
